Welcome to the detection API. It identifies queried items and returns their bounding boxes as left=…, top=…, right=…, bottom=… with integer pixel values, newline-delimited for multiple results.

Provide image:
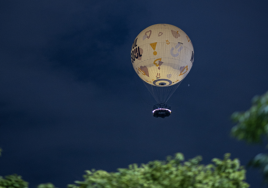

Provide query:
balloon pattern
left=131, top=24, right=194, bottom=87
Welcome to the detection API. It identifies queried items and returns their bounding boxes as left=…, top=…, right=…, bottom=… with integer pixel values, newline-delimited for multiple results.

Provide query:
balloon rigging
left=131, top=24, right=194, bottom=118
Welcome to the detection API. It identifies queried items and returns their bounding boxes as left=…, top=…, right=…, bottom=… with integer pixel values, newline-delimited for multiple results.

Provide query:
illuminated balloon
left=131, top=24, right=194, bottom=86
left=131, top=24, right=194, bottom=118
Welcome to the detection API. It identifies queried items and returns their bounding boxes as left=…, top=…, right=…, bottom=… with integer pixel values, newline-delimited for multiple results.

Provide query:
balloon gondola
left=131, top=24, right=194, bottom=118
left=152, top=103, right=171, bottom=118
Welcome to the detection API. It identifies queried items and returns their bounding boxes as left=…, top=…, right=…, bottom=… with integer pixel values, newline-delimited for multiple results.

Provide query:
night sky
left=1, top=1, right=268, bottom=187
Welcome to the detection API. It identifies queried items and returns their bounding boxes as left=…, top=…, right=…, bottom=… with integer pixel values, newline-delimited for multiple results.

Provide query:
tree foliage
left=68, top=153, right=249, bottom=188
left=247, top=153, right=268, bottom=184
left=0, top=175, right=57, bottom=188
left=0, top=175, right=28, bottom=188
left=231, top=91, right=268, bottom=144
left=37, top=183, right=57, bottom=188
left=0, top=152, right=249, bottom=188
left=231, top=91, right=268, bottom=184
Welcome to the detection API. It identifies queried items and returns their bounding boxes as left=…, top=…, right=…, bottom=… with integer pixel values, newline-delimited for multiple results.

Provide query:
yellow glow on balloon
left=131, top=24, right=194, bottom=87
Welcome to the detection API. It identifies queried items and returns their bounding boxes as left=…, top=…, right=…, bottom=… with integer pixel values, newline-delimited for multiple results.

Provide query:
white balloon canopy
left=131, top=24, right=194, bottom=118
left=131, top=24, right=194, bottom=88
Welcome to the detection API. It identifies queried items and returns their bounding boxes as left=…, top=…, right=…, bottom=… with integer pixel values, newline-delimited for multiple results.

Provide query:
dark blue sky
left=0, top=0, right=268, bottom=187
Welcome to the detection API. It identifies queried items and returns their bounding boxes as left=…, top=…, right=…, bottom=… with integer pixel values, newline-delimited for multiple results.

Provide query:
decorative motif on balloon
left=150, top=42, right=157, bottom=55
left=166, top=40, right=170, bottom=45
left=153, top=79, right=172, bottom=86
left=158, top=32, right=163, bottom=36
left=131, top=38, right=143, bottom=63
left=171, top=30, right=180, bottom=38
left=143, top=30, right=152, bottom=40
left=156, top=73, right=160, bottom=79
left=138, top=66, right=149, bottom=77
left=170, top=42, right=183, bottom=57
left=179, top=66, right=188, bottom=76
left=186, top=35, right=191, bottom=42
left=190, top=51, right=194, bottom=63
left=153, top=58, right=163, bottom=67
left=135, top=68, right=139, bottom=75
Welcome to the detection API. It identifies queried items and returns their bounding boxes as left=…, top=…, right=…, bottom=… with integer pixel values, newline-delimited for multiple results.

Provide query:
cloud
left=0, top=0, right=144, bottom=134
left=0, top=0, right=140, bottom=85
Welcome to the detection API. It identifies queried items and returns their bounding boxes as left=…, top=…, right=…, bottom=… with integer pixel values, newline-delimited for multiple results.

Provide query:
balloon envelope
left=131, top=24, right=194, bottom=87
left=131, top=24, right=194, bottom=105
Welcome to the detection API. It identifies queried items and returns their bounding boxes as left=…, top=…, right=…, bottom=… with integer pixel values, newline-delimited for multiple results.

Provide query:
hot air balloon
left=131, top=24, right=194, bottom=118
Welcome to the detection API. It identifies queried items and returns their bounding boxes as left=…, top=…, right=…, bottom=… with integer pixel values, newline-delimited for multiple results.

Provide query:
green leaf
left=67, top=153, right=249, bottom=188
